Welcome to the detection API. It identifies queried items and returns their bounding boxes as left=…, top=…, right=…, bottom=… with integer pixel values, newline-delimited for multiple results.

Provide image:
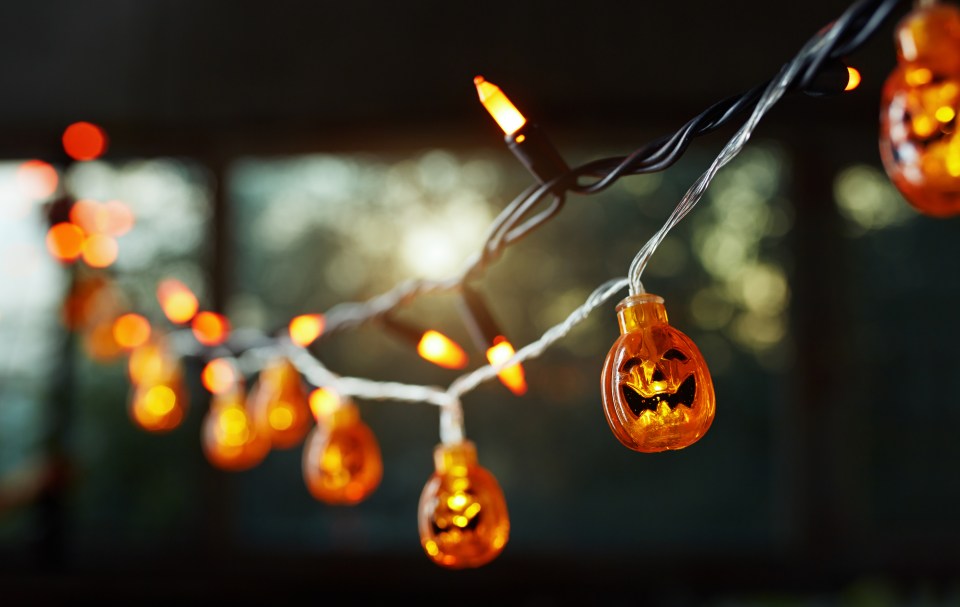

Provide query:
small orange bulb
left=201, top=358, right=239, bottom=394
left=16, top=160, right=58, bottom=199
left=202, top=388, right=270, bottom=471
left=309, top=387, right=341, bottom=420
left=417, top=330, right=469, bottom=369
left=845, top=67, right=862, bottom=91
left=880, top=2, right=960, bottom=216
left=601, top=293, right=716, bottom=452
left=474, top=76, right=527, bottom=136
left=112, top=313, right=151, bottom=350
left=289, top=314, right=325, bottom=347
left=128, top=340, right=187, bottom=432
left=81, top=233, right=119, bottom=268
left=63, top=121, right=108, bottom=161
left=157, top=279, right=199, bottom=324
left=191, top=311, right=230, bottom=346
left=302, top=401, right=382, bottom=504
left=45, top=222, right=85, bottom=262
left=418, top=441, right=509, bottom=569
left=249, top=358, right=311, bottom=449
left=485, top=338, right=527, bottom=396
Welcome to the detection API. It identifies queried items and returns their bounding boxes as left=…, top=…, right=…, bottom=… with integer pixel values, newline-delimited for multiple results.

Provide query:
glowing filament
left=417, top=330, right=469, bottom=369
left=474, top=76, right=527, bottom=136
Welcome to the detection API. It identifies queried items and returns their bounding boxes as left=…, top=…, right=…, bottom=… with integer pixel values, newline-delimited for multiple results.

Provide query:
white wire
left=627, top=34, right=829, bottom=294
left=169, top=29, right=835, bottom=444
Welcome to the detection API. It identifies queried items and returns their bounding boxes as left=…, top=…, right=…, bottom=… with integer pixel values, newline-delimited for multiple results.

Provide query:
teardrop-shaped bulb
left=418, top=441, right=509, bottom=569
left=202, top=387, right=270, bottom=471
left=250, top=358, right=311, bottom=449
left=302, top=401, right=382, bottom=504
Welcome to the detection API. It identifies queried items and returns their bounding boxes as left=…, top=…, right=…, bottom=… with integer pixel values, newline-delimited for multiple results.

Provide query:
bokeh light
left=16, top=160, right=58, bottom=199
left=192, top=311, right=230, bottom=346
left=81, top=234, right=119, bottom=268
left=289, top=313, right=325, bottom=347
left=201, top=358, right=238, bottom=394
left=45, top=222, right=85, bottom=262
left=157, top=279, right=199, bottom=324
left=63, top=121, right=108, bottom=161
left=112, top=313, right=151, bottom=349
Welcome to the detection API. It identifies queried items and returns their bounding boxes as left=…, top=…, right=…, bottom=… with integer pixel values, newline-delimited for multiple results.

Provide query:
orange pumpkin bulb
left=880, top=2, right=960, bottom=216
left=128, top=338, right=188, bottom=432
left=250, top=358, right=311, bottom=449
left=418, top=441, right=509, bottom=569
left=302, top=401, right=382, bottom=505
left=202, top=387, right=270, bottom=471
left=601, top=293, right=715, bottom=452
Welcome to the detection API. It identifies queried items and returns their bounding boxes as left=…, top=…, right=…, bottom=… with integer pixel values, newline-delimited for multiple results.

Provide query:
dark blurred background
left=2, top=0, right=959, bottom=604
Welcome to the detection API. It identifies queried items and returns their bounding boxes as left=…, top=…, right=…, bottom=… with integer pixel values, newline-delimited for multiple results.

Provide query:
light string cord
left=168, top=0, right=903, bottom=438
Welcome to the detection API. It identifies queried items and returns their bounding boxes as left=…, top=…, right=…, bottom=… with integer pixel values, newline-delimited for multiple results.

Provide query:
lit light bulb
left=289, top=314, right=325, bottom=347
left=302, top=397, right=382, bottom=504
left=486, top=338, right=527, bottom=396
left=201, top=358, right=238, bottom=395
left=600, top=293, right=715, bottom=452
left=474, top=76, right=527, bottom=136
left=156, top=279, right=199, bottom=324
left=418, top=440, right=509, bottom=569
left=880, top=1, right=960, bottom=216
left=128, top=338, right=187, bottom=432
left=202, top=387, right=270, bottom=471
left=249, top=358, right=311, bottom=449
left=474, top=75, right=568, bottom=184
left=191, top=311, right=230, bottom=346
left=63, top=121, right=108, bottom=161
left=112, top=313, right=151, bottom=350
left=417, top=330, right=469, bottom=369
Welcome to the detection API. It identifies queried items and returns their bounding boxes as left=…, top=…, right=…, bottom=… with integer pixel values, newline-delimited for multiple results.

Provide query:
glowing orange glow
left=417, top=330, right=469, bottom=369
left=474, top=76, right=527, bottom=136
left=192, top=311, right=230, bottom=346
left=70, top=199, right=134, bottom=236
left=202, top=389, right=270, bottom=471
left=302, top=403, right=382, bottom=505
left=486, top=338, right=527, bottom=395
left=62, top=121, right=108, bottom=161
left=81, top=234, right=118, bottom=268
left=112, top=313, right=151, bottom=349
left=84, top=321, right=124, bottom=362
left=157, top=279, right=199, bottom=324
left=130, top=382, right=186, bottom=433
left=845, top=67, right=862, bottom=91
left=418, top=441, right=510, bottom=569
left=45, top=222, right=85, bottom=262
left=250, top=358, right=311, bottom=449
left=202, top=358, right=238, bottom=394
left=289, top=314, right=325, bottom=347
left=16, top=160, right=58, bottom=199
left=129, top=339, right=180, bottom=386
left=309, top=387, right=342, bottom=421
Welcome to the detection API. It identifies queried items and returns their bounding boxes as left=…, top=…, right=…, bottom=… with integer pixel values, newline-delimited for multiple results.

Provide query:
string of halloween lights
left=37, top=0, right=958, bottom=569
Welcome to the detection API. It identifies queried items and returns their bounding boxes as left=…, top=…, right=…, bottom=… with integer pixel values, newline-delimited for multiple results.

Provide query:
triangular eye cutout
left=662, top=348, right=688, bottom=361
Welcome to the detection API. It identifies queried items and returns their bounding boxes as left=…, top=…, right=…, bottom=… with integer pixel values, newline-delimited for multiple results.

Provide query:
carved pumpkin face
left=418, top=441, right=509, bottom=569
left=601, top=294, right=715, bottom=452
left=879, top=3, right=960, bottom=217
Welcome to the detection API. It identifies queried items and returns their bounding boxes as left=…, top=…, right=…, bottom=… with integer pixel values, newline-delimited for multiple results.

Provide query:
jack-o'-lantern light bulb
left=418, top=441, right=509, bottom=569
left=880, top=1, right=960, bottom=216
left=302, top=389, right=382, bottom=504
left=202, top=387, right=270, bottom=471
left=601, top=293, right=715, bottom=452
left=249, top=358, right=311, bottom=449
left=128, top=339, right=187, bottom=432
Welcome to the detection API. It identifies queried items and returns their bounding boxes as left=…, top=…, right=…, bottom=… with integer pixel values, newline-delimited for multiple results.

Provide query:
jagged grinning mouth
left=622, top=374, right=697, bottom=416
